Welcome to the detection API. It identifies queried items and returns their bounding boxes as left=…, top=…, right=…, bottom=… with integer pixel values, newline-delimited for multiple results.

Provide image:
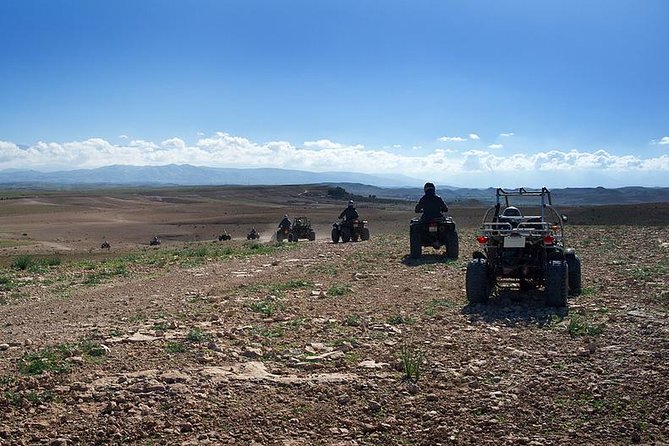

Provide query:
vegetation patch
left=399, top=344, right=425, bottom=383
left=567, top=313, right=605, bottom=337
left=328, top=284, right=351, bottom=296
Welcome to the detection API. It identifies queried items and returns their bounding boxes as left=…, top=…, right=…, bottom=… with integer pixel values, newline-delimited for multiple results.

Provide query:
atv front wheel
left=445, top=230, right=459, bottom=260
left=466, top=258, right=490, bottom=304
left=331, top=227, right=340, bottom=243
left=341, top=227, right=351, bottom=243
left=409, top=227, right=422, bottom=258
left=361, top=228, right=370, bottom=241
left=545, top=260, right=568, bottom=307
left=308, top=231, right=316, bottom=241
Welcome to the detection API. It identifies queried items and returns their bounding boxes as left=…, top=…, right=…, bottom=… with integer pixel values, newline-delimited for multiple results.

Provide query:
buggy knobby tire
left=409, top=227, right=422, bottom=258
left=276, top=231, right=284, bottom=242
left=361, top=228, right=370, bottom=241
left=545, top=260, right=568, bottom=307
left=331, top=227, right=340, bottom=243
left=445, top=230, right=459, bottom=260
left=566, top=254, right=582, bottom=296
left=341, top=227, right=351, bottom=243
left=466, top=258, right=490, bottom=304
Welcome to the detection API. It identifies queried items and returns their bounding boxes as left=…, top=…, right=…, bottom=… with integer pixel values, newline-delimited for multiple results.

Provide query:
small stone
left=0, top=344, right=10, bottom=351
left=242, top=347, right=263, bottom=359
left=426, top=393, right=439, bottom=402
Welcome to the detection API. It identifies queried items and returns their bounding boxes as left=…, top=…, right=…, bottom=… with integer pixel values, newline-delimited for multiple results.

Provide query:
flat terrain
left=0, top=186, right=667, bottom=445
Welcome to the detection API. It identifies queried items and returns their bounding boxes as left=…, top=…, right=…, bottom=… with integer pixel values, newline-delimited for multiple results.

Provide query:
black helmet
left=424, top=182, right=436, bottom=193
left=348, top=200, right=354, bottom=207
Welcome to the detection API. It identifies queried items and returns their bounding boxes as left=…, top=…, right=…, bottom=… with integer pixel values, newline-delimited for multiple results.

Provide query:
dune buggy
left=332, top=218, right=369, bottom=243
left=278, top=217, right=316, bottom=242
left=409, top=216, right=459, bottom=259
left=466, top=187, right=582, bottom=307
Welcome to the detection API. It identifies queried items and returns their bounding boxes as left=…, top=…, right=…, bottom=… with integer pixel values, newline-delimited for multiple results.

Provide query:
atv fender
left=472, top=251, right=487, bottom=260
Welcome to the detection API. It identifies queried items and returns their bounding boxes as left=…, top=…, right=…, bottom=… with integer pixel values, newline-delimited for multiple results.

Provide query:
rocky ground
left=0, top=222, right=667, bottom=445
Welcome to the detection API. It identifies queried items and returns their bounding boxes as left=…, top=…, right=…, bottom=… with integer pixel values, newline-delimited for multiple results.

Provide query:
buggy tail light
left=476, top=236, right=489, bottom=244
left=543, top=235, right=555, bottom=245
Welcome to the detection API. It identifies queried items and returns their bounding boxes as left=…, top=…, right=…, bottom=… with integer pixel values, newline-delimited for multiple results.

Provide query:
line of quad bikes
left=102, top=188, right=582, bottom=307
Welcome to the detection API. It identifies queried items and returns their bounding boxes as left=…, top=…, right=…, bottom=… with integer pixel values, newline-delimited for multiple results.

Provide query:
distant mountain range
left=0, top=164, right=421, bottom=188
left=0, top=164, right=667, bottom=206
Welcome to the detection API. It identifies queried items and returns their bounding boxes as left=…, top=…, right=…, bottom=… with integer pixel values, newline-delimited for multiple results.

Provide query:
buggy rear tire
left=567, top=254, right=582, bottom=296
left=361, top=228, right=370, bottom=241
left=341, top=227, right=351, bottom=243
left=445, top=230, right=459, bottom=260
left=409, top=227, right=422, bottom=258
left=545, top=260, right=568, bottom=307
left=276, top=231, right=284, bottom=242
left=331, top=227, right=340, bottom=243
left=308, top=231, right=316, bottom=241
left=466, top=258, right=490, bottom=304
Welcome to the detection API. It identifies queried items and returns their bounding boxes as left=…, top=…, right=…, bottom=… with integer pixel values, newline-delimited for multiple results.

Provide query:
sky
left=0, top=0, right=668, bottom=188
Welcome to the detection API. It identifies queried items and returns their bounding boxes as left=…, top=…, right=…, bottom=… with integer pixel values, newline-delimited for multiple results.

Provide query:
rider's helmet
left=424, top=182, right=436, bottom=194
left=348, top=200, right=354, bottom=207
left=284, top=214, right=288, bottom=218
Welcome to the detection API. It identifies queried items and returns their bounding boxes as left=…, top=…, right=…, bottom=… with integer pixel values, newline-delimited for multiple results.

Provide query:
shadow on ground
left=401, top=254, right=457, bottom=267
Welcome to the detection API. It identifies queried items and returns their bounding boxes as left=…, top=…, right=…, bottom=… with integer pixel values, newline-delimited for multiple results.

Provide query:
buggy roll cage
left=480, top=187, right=566, bottom=239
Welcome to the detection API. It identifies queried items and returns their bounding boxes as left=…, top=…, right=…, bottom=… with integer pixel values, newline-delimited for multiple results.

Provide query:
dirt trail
left=0, top=226, right=667, bottom=445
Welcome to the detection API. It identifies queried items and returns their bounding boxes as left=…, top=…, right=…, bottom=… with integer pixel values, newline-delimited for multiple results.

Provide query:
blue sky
left=1, top=0, right=668, bottom=187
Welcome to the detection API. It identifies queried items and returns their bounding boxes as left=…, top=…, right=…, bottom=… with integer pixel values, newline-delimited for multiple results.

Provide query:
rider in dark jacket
left=415, top=182, right=449, bottom=221
left=339, top=200, right=359, bottom=221
left=278, top=215, right=291, bottom=229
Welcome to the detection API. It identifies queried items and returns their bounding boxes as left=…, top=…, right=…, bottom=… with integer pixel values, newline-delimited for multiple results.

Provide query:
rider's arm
left=440, top=198, right=449, bottom=213
left=415, top=196, right=424, bottom=213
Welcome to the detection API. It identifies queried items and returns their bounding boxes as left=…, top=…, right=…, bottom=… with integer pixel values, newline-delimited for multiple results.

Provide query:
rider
left=339, top=200, right=359, bottom=222
left=415, top=182, right=449, bottom=221
left=278, top=214, right=292, bottom=230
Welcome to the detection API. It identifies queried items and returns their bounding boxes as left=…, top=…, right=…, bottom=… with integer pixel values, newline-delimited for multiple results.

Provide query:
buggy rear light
left=476, top=236, right=489, bottom=244
left=543, top=235, right=555, bottom=245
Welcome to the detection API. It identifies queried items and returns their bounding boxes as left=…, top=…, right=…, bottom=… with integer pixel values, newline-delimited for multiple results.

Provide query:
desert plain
left=0, top=185, right=667, bottom=445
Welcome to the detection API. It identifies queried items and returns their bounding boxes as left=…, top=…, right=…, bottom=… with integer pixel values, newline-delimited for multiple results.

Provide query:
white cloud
left=488, top=144, right=504, bottom=149
left=196, top=131, right=205, bottom=137
left=118, top=134, right=128, bottom=139
left=412, top=145, right=423, bottom=150
left=469, top=133, right=480, bottom=140
left=658, top=136, right=669, bottom=145
left=1, top=134, right=668, bottom=187
left=500, top=132, right=515, bottom=137
left=438, top=136, right=466, bottom=142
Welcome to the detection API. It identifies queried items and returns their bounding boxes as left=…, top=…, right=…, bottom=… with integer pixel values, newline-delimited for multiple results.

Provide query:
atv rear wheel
left=308, top=231, right=316, bottom=241
left=276, top=231, right=284, bottom=242
left=566, top=254, right=582, bottom=296
left=545, top=260, right=568, bottom=307
left=341, top=227, right=351, bottom=243
left=361, top=228, right=370, bottom=241
left=466, top=258, right=490, bottom=304
left=445, top=230, right=459, bottom=260
left=331, top=227, right=340, bottom=243
left=409, top=227, right=422, bottom=258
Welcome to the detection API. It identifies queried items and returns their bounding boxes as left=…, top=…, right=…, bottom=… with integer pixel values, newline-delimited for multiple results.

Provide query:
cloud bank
left=0, top=133, right=667, bottom=187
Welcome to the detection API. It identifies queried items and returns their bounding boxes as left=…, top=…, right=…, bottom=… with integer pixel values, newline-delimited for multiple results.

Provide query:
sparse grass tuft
left=328, top=284, right=351, bottom=296
left=11, top=255, right=34, bottom=271
left=387, top=314, right=415, bottom=325
left=399, top=344, right=425, bottom=383
left=248, top=296, right=285, bottom=317
left=186, top=328, right=209, bottom=343
left=567, top=313, right=604, bottom=337
left=343, top=315, right=363, bottom=327
left=165, top=341, right=187, bottom=353
left=425, top=298, right=456, bottom=316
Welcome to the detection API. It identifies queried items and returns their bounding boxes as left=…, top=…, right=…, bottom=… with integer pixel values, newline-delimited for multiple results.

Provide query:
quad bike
left=279, top=217, right=315, bottom=242
left=247, top=229, right=260, bottom=240
left=332, top=218, right=370, bottom=243
left=409, top=216, right=458, bottom=259
left=218, top=233, right=231, bottom=241
left=149, top=236, right=161, bottom=246
left=100, top=240, right=111, bottom=250
left=466, top=187, right=582, bottom=307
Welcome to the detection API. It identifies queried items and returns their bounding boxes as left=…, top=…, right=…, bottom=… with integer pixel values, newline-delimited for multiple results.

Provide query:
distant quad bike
left=332, top=219, right=370, bottom=243
left=409, top=216, right=459, bottom=259
left=466, top=187, right=582, bottom=307
left=149, top=236, right=161, bottom=246
left=100, top=240, right=111, bottom=250
left=278, top=217, right=315, bottom=242
left=247, top=229, right=260, bottom=240
left=218, top=232, right=231, bottom=241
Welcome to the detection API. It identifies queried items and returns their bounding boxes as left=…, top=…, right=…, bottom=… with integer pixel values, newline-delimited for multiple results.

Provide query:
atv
left=100, top=240, right=111, bottom=250
left=409, top=216, right=458, bottom=259
left=247, top=229, right=260, bottom=240
left=332, top=218, right=370, bottom=243
left=218, top=232, right=231, bottom=241
left=149, top=236, right=161, bottom=246
left=466, top=187, right=582, bottom=307
left=279, top=217, right=315, bottom=242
